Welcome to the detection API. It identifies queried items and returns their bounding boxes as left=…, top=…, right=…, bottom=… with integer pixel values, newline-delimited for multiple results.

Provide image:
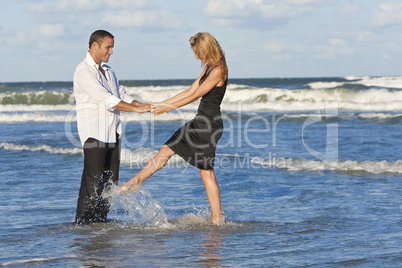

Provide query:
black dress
left=165, top=66, right=227, bottom=170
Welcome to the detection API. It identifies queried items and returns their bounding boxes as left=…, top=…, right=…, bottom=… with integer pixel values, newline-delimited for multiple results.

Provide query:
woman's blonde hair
left=189, top=32, right=228, bottom=81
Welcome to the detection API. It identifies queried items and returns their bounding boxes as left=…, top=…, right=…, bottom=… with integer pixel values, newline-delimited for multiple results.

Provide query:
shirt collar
left=85, top=52, right=108, bottom=70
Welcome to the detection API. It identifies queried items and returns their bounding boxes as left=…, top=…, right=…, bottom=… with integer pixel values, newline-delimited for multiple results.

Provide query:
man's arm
left=114, top=101, right=150, bottom=113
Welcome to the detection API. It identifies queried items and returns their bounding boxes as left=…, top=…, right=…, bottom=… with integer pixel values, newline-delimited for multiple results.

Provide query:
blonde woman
left=120, top=32, right=228, bottom=225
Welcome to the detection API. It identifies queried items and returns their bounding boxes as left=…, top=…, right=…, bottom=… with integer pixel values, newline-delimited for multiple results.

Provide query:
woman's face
left=192, top=46, right=205, bottom=63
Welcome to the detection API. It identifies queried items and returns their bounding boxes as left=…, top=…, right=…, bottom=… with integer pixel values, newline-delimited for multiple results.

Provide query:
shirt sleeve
left=119, top=85, right=136, bottom=104
left=74, top=65, right=121, bottom=110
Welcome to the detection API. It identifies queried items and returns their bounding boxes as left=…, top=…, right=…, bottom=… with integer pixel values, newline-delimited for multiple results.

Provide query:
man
left=73, top=30, right=149, bottom=225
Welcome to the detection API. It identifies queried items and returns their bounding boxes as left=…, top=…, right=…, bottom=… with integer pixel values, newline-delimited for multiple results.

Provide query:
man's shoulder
left=74, top=58, right=94, bottom=75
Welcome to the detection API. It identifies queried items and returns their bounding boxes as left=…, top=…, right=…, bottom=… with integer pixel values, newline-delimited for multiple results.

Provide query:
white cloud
left=205, top=0, right=323, bottom=17
left=283, top=0, right=322, bottom=5
left=205, top=0, right=324, bottom=28
left=210, top=18, right=240, bottom=27
left=262, top=41, right=283, bottom=52
left=205, top=0, right=255, bottom=17
left=328, top=38, right=346, bottom=46
left=259, top=3, right=315, bottom=18
left=8, top=30, right=30, bottom=46
left=371, top=2, right=402, bottom=27
left=29, top=0, right=147, bottom=13
left=106, top=0, right=148, bottom=9
left=28, top=3, right=47, bottom=13
left=28, top=0, right=180, bottom=31
left=355, top=31, right=382, bottom=43
left=313, top=39, right=356, bottom=60
left=101, top=8, right=181, bottom=29
left=338, top=3, right=361, bottom=13
left=40, top=24, right=65, bottom=37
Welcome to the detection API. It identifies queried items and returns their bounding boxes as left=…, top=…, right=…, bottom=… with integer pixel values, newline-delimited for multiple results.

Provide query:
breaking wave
left=1, top=142, right=400, bottom=175
left=251, top=157, right=402, bottom=175
left=1, top=111, right=402, bottom=123
left=0, top=142, right=82, bottom=155
left=1, top=76, right=402, bottom=112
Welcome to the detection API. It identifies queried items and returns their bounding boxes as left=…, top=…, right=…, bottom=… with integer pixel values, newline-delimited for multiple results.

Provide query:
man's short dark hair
left=89, top=30, right=114, bottom=49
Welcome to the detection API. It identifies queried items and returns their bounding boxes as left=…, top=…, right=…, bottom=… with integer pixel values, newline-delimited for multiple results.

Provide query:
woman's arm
left=159, top=66, right=208, bottom=106
left=153, top=67, right=223, bottom=116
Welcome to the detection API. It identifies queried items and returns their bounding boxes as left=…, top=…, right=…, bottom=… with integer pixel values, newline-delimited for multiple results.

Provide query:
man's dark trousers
left=75, top=137, right=120, bottom=225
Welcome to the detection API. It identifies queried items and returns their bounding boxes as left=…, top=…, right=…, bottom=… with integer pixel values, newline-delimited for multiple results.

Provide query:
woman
left=119, top=32, right=228, bottom=225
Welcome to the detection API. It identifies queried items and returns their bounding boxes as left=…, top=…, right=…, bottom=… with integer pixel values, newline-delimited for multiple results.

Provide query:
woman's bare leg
left=119, top=145, right=175, bottom=192
left=199, top=169, right=223, bottom=225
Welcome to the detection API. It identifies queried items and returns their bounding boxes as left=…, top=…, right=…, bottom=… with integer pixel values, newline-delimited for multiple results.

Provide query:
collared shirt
left=73, top=52, right=135, bottom=146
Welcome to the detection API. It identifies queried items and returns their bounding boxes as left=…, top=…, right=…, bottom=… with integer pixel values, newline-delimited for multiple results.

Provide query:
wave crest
left=252, top=157, right=402, bottom=175
left=0, top=91, right=74, bottom=105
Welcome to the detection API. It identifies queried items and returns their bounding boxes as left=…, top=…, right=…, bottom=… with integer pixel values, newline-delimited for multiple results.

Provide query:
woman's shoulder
left=208, top=65, right=223, bottom=77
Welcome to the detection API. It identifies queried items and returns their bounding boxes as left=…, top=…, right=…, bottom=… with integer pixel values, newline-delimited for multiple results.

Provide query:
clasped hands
left=135, top=102, right=172, bottom=116
left=150, top=103, right=171, bottom=116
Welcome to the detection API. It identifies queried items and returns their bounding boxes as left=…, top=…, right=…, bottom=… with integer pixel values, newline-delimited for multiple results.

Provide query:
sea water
left=0, top=76, right=401, bottom=267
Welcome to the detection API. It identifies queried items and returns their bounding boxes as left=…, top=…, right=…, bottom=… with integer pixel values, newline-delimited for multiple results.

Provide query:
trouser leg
left=94, top=138, right=120, bottom=222
left=75, top=138, right=120, bottom=224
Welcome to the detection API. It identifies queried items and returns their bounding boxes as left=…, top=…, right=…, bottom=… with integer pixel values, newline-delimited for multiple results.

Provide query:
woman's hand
left=151, top=103, right=172, bottom=116
left=135, top=102, right=151, bottom=113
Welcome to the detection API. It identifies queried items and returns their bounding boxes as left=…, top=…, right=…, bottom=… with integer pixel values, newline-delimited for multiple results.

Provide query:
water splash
left=102, top=185, right=231, bottom=229
left=103, top=184, right=168, bottom=226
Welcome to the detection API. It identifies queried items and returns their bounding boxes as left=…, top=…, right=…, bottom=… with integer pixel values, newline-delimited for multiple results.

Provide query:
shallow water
left=1, top=77, right=402, bottom=267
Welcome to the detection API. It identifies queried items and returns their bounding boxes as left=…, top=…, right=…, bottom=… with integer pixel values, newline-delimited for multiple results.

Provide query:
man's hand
left=130, top=100, right=151, bottom=113
left=115, top=100, right=150, bottom=113
left=134, top=102, right=151, bottom=113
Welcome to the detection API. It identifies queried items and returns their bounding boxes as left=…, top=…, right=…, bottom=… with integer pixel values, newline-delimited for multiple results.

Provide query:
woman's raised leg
left=119, top=145, right=175, bottom=192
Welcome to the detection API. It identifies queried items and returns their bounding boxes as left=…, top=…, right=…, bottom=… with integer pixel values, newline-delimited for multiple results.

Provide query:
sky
left=1, top=0, right=402, bottom=82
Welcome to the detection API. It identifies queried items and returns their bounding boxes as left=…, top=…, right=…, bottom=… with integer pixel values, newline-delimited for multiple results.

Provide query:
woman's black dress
left=165, top=67, right=227, bottom=170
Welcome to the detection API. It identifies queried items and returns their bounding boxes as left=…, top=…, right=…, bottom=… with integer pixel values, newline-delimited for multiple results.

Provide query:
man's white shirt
left=73, top=52, right=134, bottom=146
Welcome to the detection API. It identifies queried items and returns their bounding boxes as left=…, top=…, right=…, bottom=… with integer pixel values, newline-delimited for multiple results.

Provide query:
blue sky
left=1, top=0, right=401, bottom=82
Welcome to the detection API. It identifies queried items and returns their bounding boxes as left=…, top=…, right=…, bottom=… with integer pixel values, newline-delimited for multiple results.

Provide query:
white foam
left=344, top=76, right=402, bottom=88
left=355, top=76, right=402, bottom=89
left=0, top=142, right=82, bottom=155
left=308, top=77, right=402, bottom=90
left=2, top=79, right=402, bottom=118
left=0, top=104, right=74, bottom=112
left=344, top=76, right=360, bottom=81
left=124, top=85, right=188, bottom=103
left=307, top=81, right=345, bottom=89
left=0, top=110, right=196, bottom=123
left=0, top=112, right=74, bottom=123
left=358, top=113, right=402, bottom=120
left=282, top=112, right=402, bottom=120
left=0, top=256, right=77, bottom=266
left=252, top=157, right=402, bottom=174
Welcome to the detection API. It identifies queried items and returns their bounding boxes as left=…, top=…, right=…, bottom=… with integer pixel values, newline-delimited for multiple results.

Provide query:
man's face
left=93, top=36, right=114, bottom=64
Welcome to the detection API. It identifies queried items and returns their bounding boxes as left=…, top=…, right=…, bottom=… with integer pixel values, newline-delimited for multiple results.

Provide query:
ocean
left=0, top=76, right=401, bottom=267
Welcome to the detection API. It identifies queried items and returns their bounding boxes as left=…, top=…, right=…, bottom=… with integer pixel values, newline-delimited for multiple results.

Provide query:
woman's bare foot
left=212, top=213, right=225, bottom=226
left=118, top=179, right=141, bottom=194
